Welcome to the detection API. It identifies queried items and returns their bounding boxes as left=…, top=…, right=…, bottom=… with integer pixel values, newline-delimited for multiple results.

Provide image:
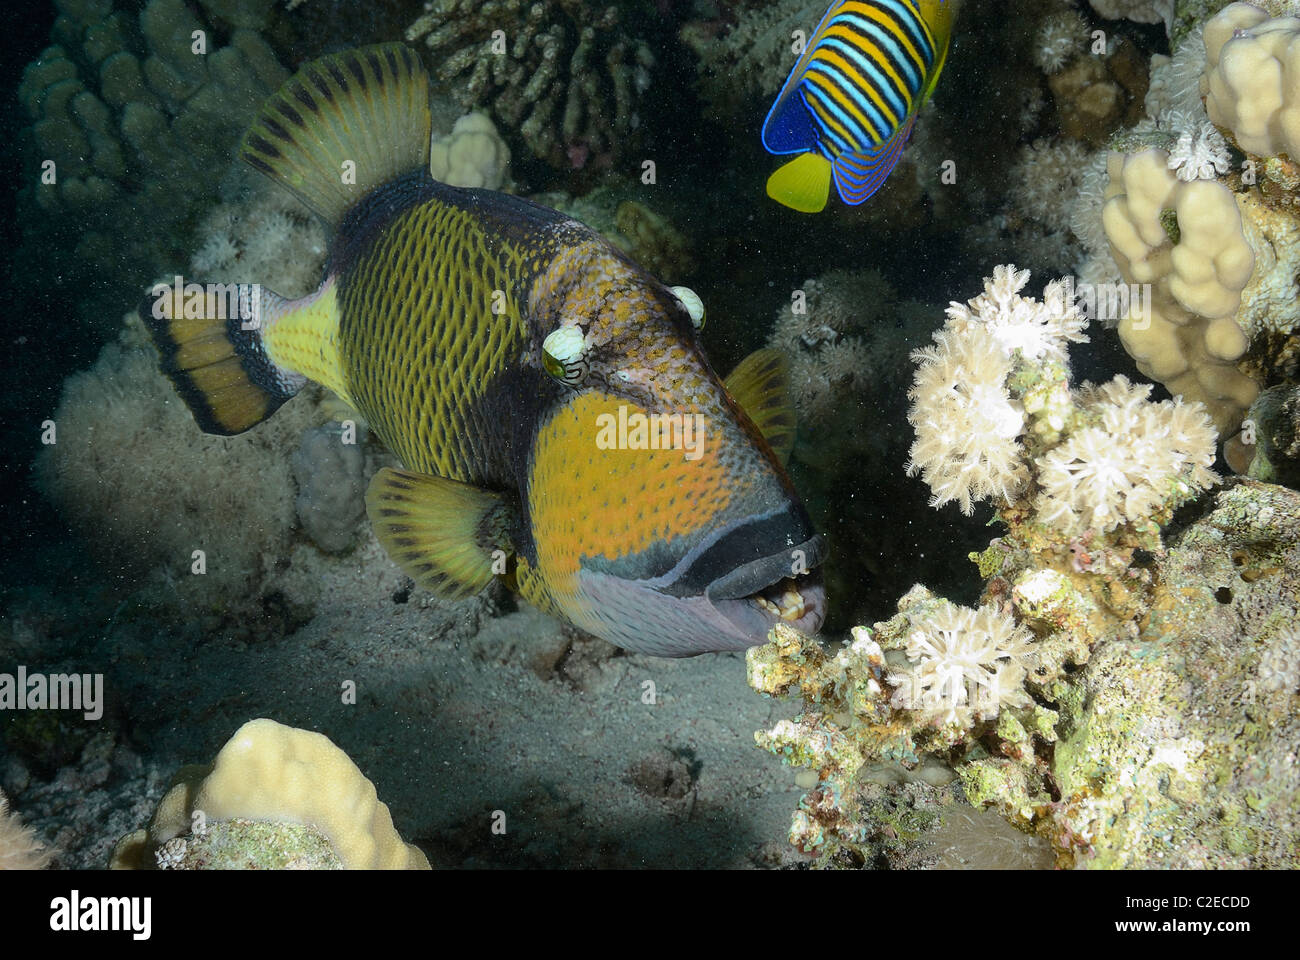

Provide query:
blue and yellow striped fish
left=762, top=0, right=954, bottom=213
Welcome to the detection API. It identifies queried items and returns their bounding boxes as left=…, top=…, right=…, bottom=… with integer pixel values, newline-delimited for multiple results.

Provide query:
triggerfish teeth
left=142, top=43, right=827, bottom=657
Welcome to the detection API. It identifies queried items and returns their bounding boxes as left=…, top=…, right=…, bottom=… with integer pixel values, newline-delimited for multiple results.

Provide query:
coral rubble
left=749, top=267, right=1298, bottom=869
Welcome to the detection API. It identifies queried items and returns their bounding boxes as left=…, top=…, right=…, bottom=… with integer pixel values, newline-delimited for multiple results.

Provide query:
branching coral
left=1091, top=3, right=1300, bottom=446
left=1202, top=1, right=1300, bottom=159
left=1102, top=143, right=1298, bottom=436
left=406, top=0, right=654, bottom=169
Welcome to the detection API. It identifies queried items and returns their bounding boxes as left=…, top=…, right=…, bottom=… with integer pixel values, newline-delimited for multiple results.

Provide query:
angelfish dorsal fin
left=725, top=348, right=797, bottom=466
left=365, top=468, right=513, bottom=600
left=240, top=44, right=431, bottom=227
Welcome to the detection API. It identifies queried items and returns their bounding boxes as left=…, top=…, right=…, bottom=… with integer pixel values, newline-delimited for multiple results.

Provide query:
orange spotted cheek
left=528, top=393, right=732, bottom=606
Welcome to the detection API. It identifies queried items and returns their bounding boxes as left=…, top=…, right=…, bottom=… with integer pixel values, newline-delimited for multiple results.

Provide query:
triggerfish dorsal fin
left=766, top=152, right=833, bottom=213
left=240, top=44, right=431, bottom=227
left=366, top=468, right=514, bottom=600
left=725, top=348, right=797, bottom=466
left=832, top=112, right=917, bottom=206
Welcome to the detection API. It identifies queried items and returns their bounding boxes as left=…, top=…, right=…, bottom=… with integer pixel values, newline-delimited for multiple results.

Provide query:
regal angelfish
left=762, top=0, right=954, bottom=213
left=143, top=44, right=826, bottom=656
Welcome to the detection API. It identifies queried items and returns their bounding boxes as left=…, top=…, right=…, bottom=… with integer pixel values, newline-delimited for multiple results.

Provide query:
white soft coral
left=945, top=265, right=1089, bottom=365
left=1034, top=11, right=1088, bottom=74
left=1167, top=121, right=1232, bottom=181
left=1034, top=376, right=1219, bottom=532
left=907, top=266, right=1089, bottom=515
left=895, top=601, right=1035, bottom=727
left=906, top=326, right=1029, bottom=515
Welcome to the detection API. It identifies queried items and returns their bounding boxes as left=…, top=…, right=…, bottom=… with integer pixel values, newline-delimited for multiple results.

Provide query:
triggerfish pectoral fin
left=365, top=467, right=514, bottom=601
left=724, top=348, right=797, bottom=466
left=766, top=152, right=833, bottom=214
left=831, top=113, right=917, bottom=206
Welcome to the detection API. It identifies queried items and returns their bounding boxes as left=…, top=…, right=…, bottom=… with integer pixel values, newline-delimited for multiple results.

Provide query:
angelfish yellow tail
left=766, top=153, right=833, bottom=213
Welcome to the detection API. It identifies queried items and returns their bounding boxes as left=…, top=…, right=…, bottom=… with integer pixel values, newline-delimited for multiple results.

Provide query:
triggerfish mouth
left=762, top=0, right=954, bottom=213
left=142, top=44, right=826, bottom=657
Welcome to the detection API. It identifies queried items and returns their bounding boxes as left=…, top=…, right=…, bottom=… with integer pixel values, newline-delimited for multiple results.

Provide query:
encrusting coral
left=112, top=718, right=430, bottom=870
left=406, top=0, right=654, bottom=169
left=747, top=267, right=1300, bottom=869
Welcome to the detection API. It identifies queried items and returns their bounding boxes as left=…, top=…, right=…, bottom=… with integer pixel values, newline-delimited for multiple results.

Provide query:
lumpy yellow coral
left=112, top=719, right=429, bottom=870
left=1103, top=148, right=1262, bottom=432
left=1203, top=2, right=1300, bottom=159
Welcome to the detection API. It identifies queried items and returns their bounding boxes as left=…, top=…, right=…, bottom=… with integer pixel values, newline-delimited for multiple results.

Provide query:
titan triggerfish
left=143, top=44, right=826, bottom=656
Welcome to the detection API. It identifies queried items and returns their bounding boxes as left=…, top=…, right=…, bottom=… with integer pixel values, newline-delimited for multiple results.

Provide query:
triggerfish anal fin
left=366, top=467, right=514, bottom=600
left=831, top=113, right=917, bottom=206
left=724, top=348, right=797, bottom=466
left=766, top=152, right=833, bottom=213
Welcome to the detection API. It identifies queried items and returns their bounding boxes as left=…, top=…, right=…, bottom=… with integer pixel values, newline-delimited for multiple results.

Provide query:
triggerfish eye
left=670, top=285, right=705, bottom=330
left=541, top=325, right=588, bottom=386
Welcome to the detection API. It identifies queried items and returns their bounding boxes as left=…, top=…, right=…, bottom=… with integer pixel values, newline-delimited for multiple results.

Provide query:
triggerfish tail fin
left=366, top=468, right=514, bottom=601
left=240, top=43, right=431, bottom=227
left=724, top=348, right=797, bottom=466
left=766, top=152, right=833, bottom=213
left=140, top=281, right=314, bottom=436
left=832, top=113, right=916, bottom=206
